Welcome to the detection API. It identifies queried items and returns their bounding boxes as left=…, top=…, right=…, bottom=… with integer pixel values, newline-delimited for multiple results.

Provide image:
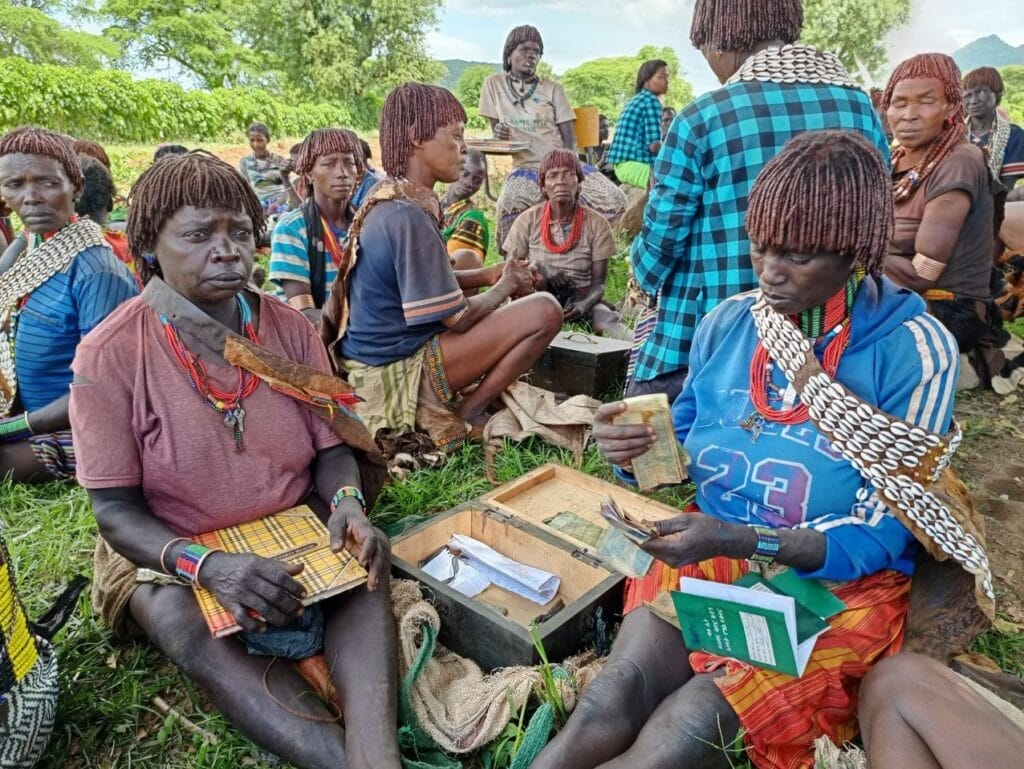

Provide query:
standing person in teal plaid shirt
left=606, top=59, right=670, bottom=190
left=626, top=0, right=891, bottom=402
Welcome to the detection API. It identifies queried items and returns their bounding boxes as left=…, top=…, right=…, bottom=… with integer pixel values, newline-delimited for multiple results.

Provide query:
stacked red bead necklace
left=160, top=293, right=260, bottom=450
left=748, top=276, right=857, bottom=426
left=540, top=201, right=585, bottom=254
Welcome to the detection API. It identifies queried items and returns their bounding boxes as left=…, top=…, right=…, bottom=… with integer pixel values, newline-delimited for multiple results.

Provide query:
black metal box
left=528, top=332, right=631, bottom=398
left=390, top=464, right=678, bottom=670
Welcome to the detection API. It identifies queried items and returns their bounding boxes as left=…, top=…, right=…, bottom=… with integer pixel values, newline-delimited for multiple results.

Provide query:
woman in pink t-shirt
left=69, top=152, right=401, bottom=769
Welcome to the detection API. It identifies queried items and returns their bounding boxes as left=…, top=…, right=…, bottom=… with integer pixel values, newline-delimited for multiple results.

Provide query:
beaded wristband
left=176, top=543, right=213, bottom=583
left=330, top=486, right=366, bottom=515
left=159, top=537, right=190, bottom=575
left=749, top=525, right=781, bottom=564
left=0, top=413, right=34, bottom=444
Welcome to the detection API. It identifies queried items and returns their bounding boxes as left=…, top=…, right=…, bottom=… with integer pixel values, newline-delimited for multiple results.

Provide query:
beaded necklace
left=506, top=74, right=539, bottom=107
left=540, top=202, right=584, bottom=254
left=891, top=123, right=963, bottom=204
left=742, top=274, right=859, bottom=436
left=159, top=293, right=260, bottom=450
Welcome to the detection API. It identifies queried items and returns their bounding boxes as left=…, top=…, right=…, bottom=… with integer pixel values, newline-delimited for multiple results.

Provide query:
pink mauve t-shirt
left=69, top=293, right=343, bottom=536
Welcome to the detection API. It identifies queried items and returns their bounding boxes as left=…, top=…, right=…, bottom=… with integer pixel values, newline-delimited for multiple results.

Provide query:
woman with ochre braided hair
left=69, top=151, right=400, bottom=769
left=479, top=25, right=626, bottom=247
left=532, top=131, right=991, bottom=769
left=882, top=54, right=1018, bottom=391
left=270, top=128, right=363, bottom=326
left=0, top=126, right=138, bottom=482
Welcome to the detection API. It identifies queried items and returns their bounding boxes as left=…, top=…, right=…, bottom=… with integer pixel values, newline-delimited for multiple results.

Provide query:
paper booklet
left=191, top=505, right=368, bottom=638
left=670, top=572, right=845, bottom=677
left=613, top=394, right=690, bottom=490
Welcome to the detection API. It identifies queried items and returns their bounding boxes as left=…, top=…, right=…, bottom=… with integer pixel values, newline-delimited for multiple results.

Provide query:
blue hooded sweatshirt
left=623, top=276, right=959, bottom=583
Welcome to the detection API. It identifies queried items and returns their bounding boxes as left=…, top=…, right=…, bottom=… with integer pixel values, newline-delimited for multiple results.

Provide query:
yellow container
left=574, top=106, right=600, bottom=148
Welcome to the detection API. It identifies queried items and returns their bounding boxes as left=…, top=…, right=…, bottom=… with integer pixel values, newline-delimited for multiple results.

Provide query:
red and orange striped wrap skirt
left=624, top=553, right=910, bottom=769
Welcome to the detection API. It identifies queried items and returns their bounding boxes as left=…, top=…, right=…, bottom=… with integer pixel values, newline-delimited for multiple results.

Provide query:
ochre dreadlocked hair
left=539, top=148, right=584, bottom=188
left=962, top=66, right=1004, bottom=103
left=72, top=139, right=111, bottom=170
left=379, top=83, right=467, bottom=179
left=690, top=0, right=803, bottom=52
left=295, top=128, right=364, bottom=177
left=0, top=125, right=84, bottom=188
left=882, top=53, right=966, bottom=203
left=503, top=26, right=544, bottom=72
left=126, top=150, right=265, bottom=284
left=746, top=130, right=892, bottom=276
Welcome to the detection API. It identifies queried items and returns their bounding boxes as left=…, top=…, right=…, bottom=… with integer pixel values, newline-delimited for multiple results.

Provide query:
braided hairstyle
left=882, top=53, right=966, bottom=203
left=0, top=125, right=84, bottom=189
left=539, top=148, right=584, bottom=188
left=294, top=128, right=364, bottom=307
left=746, top=130, right=892, bottom=276
left=690, top=0, right=803, bottom=52
left=126, top=150, right=265, bottom=285
left=962, top=66, right=1004, bottom=104
left=503, top=26, right=544, bottom=72
left=72, top=139, right=111, bottom=170
left=295, top=128, right=363, bottom=177
left=635, top=59, right=668, bottom=93
left=379, top=83, right=467, bottom=179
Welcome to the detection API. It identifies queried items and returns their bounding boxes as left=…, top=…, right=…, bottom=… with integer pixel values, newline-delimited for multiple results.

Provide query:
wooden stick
left=152, top=696, right=220, bottom=744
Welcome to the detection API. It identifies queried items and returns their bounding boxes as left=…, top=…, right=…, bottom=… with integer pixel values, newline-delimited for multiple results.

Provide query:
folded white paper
left=448, top=534, right=560, bottom=605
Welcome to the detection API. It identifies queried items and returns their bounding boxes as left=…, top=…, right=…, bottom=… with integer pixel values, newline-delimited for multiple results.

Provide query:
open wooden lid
left=483, top=464, right=680, bottom=562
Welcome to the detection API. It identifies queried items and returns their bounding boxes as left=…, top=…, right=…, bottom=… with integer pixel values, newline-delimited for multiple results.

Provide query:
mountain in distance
left=438, top=59, right=500, bottom=91
left=952, top=35, right=1024, bottom=73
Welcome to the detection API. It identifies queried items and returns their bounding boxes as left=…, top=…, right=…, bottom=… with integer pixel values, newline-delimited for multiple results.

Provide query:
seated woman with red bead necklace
left=504, top=149, right=628, bottom=339
left=532, top=131, right=991, bottom=769
left=68, top=152, right=401, bottom=769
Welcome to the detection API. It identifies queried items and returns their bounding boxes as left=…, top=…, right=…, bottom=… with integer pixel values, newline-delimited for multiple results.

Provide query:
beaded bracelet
left=159, top=537, right=190, bottom=575
left=749, top=525, right=781, bottom=565
left=176, top=543, right=215, bottom=584
left=192, top=548, right=219, bottom=590
left=330, top=486, right=366, bottom=515
left=0, top=413, right=34, bottom=444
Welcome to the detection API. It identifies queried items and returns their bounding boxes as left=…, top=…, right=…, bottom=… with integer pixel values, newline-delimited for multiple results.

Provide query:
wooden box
left=390, top=464, right=678, bottom=670
left=528, top=332, right=631, bottom=398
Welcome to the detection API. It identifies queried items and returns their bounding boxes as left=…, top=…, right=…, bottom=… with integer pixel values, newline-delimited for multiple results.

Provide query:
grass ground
left=4, top=139, right=1021, bottom=768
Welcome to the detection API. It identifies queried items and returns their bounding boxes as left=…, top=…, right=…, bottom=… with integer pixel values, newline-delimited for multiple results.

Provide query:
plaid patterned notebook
left=192, top=506, right=368, bottom=638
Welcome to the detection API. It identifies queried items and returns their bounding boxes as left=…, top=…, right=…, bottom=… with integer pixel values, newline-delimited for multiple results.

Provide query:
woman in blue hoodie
left=533, top=131, right=977, bottom=769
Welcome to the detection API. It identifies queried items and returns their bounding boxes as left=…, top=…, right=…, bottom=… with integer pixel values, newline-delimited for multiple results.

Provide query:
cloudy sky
left=427, top=0, right=1024, bottom=94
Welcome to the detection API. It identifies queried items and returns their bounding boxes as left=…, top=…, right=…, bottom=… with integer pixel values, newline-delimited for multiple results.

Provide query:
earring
left=143, top=252, right=157, bottom=266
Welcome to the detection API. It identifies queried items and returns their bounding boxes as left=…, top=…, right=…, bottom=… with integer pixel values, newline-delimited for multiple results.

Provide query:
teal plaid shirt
left=629, top=81, right=891, bottom=382
left=606, top=88, right=663, bottom=166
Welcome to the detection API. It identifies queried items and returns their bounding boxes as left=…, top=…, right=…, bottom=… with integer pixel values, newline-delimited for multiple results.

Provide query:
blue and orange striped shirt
left=339, top=199, right=467, bottom=366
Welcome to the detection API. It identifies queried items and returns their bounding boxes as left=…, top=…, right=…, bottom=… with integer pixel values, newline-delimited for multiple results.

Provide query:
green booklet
left=671, top=572, right=843, bottom=677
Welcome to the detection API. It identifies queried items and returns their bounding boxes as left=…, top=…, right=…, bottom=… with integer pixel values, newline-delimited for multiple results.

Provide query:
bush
left=0, top=56, right=375, bottom=142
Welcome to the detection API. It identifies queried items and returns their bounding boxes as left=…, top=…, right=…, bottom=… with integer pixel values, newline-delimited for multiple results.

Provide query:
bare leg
left=132, top=583, right=397, bottom=769
left=450, top=248, right=484, bottom=298
left=860, top=654, right=1024, bottom=769
left=0, top=440, right=60, bottom=483
left=590, top=304, right=629, bottom=340
left=532, top=607, right=696, bottom=769
left=596, top=673, right=740, bottom=769
left=439, top=292, right=562, bottom=425
left=323, top=580, right=402, bottom=769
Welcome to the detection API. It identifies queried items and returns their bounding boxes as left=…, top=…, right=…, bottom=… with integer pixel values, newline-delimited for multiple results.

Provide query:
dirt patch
left=953, top=390, right=1024, bottom=620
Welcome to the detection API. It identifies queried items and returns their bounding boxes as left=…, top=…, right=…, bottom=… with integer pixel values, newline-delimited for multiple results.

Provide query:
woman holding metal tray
left=68, top=151, right=400, bottom=769
left=531, top=130, right=993, bottom=769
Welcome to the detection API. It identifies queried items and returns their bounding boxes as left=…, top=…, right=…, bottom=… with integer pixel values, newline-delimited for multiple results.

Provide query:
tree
left=801, top=0, right=911, bottom=80
left=100, top=0, right=444, bottom=117
left=454, top=63, right=497, bottom=108
left=1002, top=66, right=1024, bottom=126
left=0, top=0, right=119, bottom=68
left=560, top=46, right=694, bottom=120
